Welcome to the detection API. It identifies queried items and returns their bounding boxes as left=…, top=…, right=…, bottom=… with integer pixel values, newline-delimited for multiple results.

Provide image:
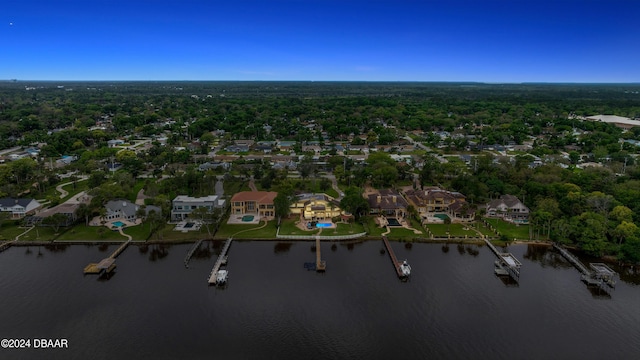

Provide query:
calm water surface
left=1, top=241, right=639, bottom=360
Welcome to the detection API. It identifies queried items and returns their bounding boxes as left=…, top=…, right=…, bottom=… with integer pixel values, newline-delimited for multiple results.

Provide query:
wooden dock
left=109, top=239, right=131, bottom=259
left=315, top=236, right=326, bottom=272
left=0, top=240, right=15, bottom=253
left=208, top=238, right=232, bottom=285
left=483, top=238, right=521, bottom=281
left=553, top=243, right=617, bottom=289
left=382, top=236, right=404, bottom=278
left=83, top=239, right=131, bottom=275
left=184, top=239, right=205, bottom=268
left=552, top=243, right=591, bottom=275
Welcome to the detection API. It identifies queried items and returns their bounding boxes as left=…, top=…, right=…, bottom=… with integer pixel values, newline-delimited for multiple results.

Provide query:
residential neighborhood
left=0, top=82, right=639, bottom=264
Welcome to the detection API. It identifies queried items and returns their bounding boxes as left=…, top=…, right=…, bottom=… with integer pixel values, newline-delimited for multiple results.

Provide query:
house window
left=247, top=202, right=255, bottom=211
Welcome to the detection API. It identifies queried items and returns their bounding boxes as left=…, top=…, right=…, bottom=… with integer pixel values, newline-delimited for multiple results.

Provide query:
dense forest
left=1, top=81, right=640, bottom=262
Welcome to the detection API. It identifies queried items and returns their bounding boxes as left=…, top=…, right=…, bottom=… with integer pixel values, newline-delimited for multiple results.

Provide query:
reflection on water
left=619, top=266, right=640, bottom=285
left=465, top=245, right=479, bottom=256
left=523, top=244, right=572, bottom=269
left=495, top=273, right=519, bottom=287
left=2, top=241, right=640, bottom=360
left=147, top=244, right=169, bottom=261
left=584, top=283, right=613, bottom=299
left=273, top=242, right=292, bottom=254
left=44, top=244, right=69, bottom=253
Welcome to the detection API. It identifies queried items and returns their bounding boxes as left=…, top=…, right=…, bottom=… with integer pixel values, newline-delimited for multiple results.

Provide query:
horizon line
left=2, top=79, right=640, bottom=85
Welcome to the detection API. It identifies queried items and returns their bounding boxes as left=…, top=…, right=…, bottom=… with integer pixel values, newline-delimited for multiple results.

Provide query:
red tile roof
left=230, top=191, right=278, bottom=204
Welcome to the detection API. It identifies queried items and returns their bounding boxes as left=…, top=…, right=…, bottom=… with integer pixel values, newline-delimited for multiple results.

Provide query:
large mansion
left=230, top=191, right=278, bottom=219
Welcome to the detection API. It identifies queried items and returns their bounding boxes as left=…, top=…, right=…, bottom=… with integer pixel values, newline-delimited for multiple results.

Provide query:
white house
left=0, top=198, right=42, bottom=219
left=104, top=199, right=140, bottom=221
left=486, top=195, right=530, bottom=224
left=171, top=195, right=226, bottom=221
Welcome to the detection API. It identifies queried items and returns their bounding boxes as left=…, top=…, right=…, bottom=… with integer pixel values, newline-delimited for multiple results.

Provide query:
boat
left=215, top=269, right=228, bottom=285
left=400, top=260, right=411, bottom=277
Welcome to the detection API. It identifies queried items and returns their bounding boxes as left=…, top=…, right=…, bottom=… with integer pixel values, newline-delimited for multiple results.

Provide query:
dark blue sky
left=3, top=0, right=638, bottom=82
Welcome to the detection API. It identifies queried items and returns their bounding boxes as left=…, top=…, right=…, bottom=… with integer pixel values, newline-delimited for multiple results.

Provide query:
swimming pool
left=434, top=214, right=450, bottom=221
left=184, top=222, right=195, bottom=228
left=386, top=218, right=401, bottom=226
left=241, top=215, right=254, bottom=222
left=112, top=221, right=125, bottom=228
left=316, top=223, right=332, bottom=228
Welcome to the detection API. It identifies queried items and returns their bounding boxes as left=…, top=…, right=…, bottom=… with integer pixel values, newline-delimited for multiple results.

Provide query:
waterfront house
left=104, top=199, right=140, bottom=221
left=230, top=191, right=278, bottom=218
left=171, top=195, right=226, bottom=221
left=367, top=189, right=408, bottom=219
left=0, top=198, right=42, bottom=219
left=30, top=203, right=79, bottom=227
left=486, top=195, right=530, bottom=224
left=290, top=193, right=342, bottom=221
left=404, top=187, right=474, bottom=223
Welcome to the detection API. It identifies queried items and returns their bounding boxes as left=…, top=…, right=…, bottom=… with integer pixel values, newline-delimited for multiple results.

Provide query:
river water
left=1, top=241, right=639, bottom=360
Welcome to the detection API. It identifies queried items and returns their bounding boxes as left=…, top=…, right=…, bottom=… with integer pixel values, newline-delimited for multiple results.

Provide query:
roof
left=230, top=191, right=278, bottom=204
left=586, top=115, right=640, bottom=126
left=368, top=189, right=408, bottom=210
left=486, top=195, right=529, bottom=211
left=37, top=203, right=79, bottom=218
left=405, top=188, right=465, bottom=203
left=173, top=195, right=219, bottom=203
left=105, top=199, right=139, bottom=217
left=0, top=198, right=36, bottom=208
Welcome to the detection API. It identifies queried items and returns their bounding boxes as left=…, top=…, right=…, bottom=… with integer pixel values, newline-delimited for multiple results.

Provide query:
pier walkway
left=208, top=238, right=232, bottom=285
left=315, top=236, right=326, bottom=272
left=483, top=238, right=521, bottom=281
left=382, top=236, right=406, bottom=279
left=184, top=239, right=205, bottom=268
left=84, top=238, right=132, bottom=275
left=552, top=243, right=617, bottom=289
left=0, top=239, right=17, bottom=253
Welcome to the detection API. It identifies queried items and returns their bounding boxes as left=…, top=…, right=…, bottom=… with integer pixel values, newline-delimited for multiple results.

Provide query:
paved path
left=215, top=179, right=224, bottom=196
left=118, top=228, right=132, bottom=241
left=248, top=177, right=257, bottom=192
left=135, top=189, right=148, bottom=205
left=15, top=226, right=35, bottom=241
left=323, top=174, right=343, bottom=199
left=55, top=176, right=88, bottom=199
left=0, top=146, right=22, bottom=156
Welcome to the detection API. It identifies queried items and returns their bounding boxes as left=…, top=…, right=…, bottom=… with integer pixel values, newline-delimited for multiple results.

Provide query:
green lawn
left=385, top=227, right=422, bottom=240
left=425, top=223, right=486, bottom=238
left=484, top=218, right=534, bottom=240
left=317, top=222, right=365, bottom=236
left=0, top=223, right=68, bottom=242
left=0, top=222, right=36, bottom=241
left=151, top=223, right=210, bottom=242
left=56, top=225, right=129, bottom=241
left=122, top=223, right=154, bottom=241
left=278, top=218, right=320, bottom=236
left=361, top=216, right=387, bottom=237
left=214, top=220, right=278, bottom=239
